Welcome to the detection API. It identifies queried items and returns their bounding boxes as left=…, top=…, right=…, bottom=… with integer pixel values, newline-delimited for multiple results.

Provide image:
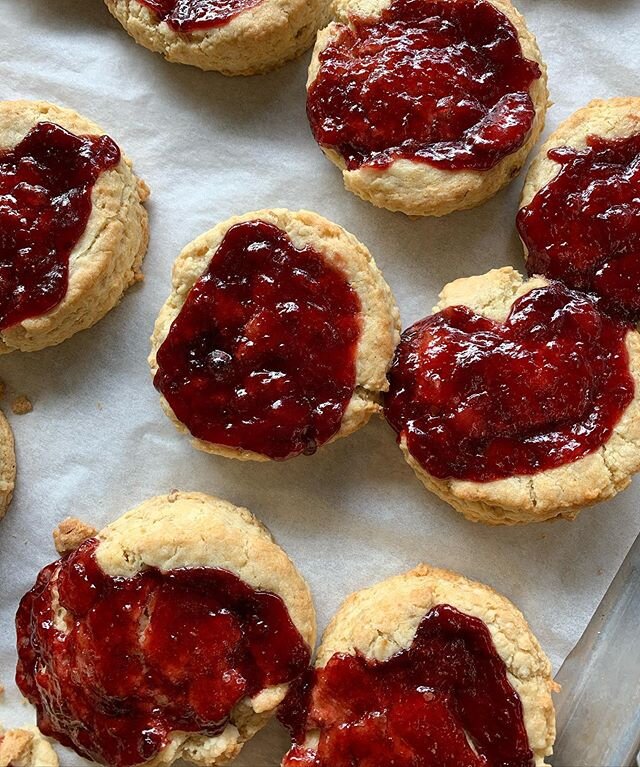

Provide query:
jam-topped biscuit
left=306, top=0, right=547, bottom=216
left=0, top=101, right=148, bottom=353
left=104, top=0, right=330, bottom=75
left=0, top=409, right=15, bottom=522
left=280, top=565, right=556, bottom=767
left=518, top=98, right=640, bottom=321
left=384, top=267, right=640, bottom=524
left=15, top=492, right=316, bottom=767
left=149, top=209, right=400, bottom=461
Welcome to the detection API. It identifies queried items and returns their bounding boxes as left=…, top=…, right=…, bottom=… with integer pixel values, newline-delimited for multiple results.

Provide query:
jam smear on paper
left=138, top=0, right=264, bottom=32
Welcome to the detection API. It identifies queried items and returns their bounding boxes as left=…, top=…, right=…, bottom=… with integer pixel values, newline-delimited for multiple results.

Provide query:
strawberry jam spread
left=154, top=220, right=362, bottom=460
left=306, top=0, right=542, bottom=171
left=0, top=122, right=120, bottom=331
left=384, top=282, right=634, bottom=482
left=518, top=133, right=640, bottom=321
left=280, top=604, right=533, bottom=767
left=15, top=538, right=310, bottom=767
left=138, top=0, right=264, bottom=32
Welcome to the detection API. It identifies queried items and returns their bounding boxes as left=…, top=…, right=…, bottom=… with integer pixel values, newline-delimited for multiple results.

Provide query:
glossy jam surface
left=307, top=0, right=541, bottom=171
left=138, top=0, right=264, bottom=31
left=0, top=122, right=120, bottom=331
left=281, top=604, right=533, bottom=767
left=154, top=220, right=362, bottom=460
left=384, top=282, right=634, bottom=482
left=16, top=538, right=310, bottom=767
left=518, top=133, right=640, bottom=321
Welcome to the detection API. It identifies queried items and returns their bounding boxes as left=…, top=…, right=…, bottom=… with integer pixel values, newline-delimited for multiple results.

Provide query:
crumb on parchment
left=53, top=517, right=97, bottom=555
left=11, top=396, right=32, bottom=416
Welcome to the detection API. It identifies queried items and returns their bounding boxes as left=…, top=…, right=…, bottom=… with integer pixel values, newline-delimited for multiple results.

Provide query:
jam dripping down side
left=384, top=282, right=634, bottom=483
left=518, top=133, right=640, bottom=321
left=154, top=220, right=362, bottom=460
left=0, top=121, right=120, bottom=331
left=138, top=0, right=264, bottom=32
left=307, top=0, right=542, bottom=171
left=16, top=538, right=310, bottom=767
left=279, top=603, right=534, bottom=767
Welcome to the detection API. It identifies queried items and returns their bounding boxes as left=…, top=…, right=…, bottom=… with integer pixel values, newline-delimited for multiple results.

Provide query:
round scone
left=0, top=100, right=149, bottom=353
left=149, top=208, right=400, bottom=461
left=0, top=409, right=16, bottom=520
left=384, top=266, right=640, bottom=525
left=15, top=491, right=316, bottom=767
left=518, top=98, right=640, bottom=321
left=104, top=0, right=330, bottom=75
left=280, top=564, right=556, bottom=766
left=306, top=0, right=548, bottom=216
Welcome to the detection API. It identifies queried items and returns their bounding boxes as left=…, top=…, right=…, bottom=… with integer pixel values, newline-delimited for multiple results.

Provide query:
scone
left=0, top=726, right=58, bottom=767
left=518, top=98, right=640, bottom=321
left=0, top=409, right=15, bottom=521
left=16, top=492, right=316, bottom=767
left=384, top=267, right=640, bottom=524
left=104, top=0, right=330, bottom=75
left=149, top=209, right=400, bottom=461
left=306, top=0, right=548, bottom=216
left=0, top=100, right=149, bottom=353
left=280, top=565, right=556, bottom=766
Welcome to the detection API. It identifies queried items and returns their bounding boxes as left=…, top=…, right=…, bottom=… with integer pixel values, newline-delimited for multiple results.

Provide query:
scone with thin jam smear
left=15, top=492, right=316, bottom=767
left=149, top=208, right=400, bottom=461
left=384, top=267, right=640, bottom=524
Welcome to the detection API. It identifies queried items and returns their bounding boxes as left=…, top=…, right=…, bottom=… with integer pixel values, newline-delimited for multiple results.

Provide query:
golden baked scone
left=0, top=409, right=15, bottom=521
left=0, top=101, right=149, bottom=353
left=16, top=492, right=316, bottom=767
left=281, top=564, right=556, bottom=766
left=149, top=208, right=400, bottom=461
left=0, top=725, right=58, bottom=767
left=306, top=0, right=548, bottom=216
left=385, top=267, right=640, bottom=524
left=104, top=0, right=330, bottom=75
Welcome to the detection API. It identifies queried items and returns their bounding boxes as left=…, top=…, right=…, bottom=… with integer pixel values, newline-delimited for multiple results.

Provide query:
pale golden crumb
left=53, top=517, right=97, bottom=555
left=10, top=396, right=32, bottom=416
left=0, top=726, right=58, bottom=767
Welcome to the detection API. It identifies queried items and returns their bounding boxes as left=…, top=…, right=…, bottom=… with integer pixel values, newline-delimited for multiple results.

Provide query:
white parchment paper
left=0, top=0, right=639, bottom=763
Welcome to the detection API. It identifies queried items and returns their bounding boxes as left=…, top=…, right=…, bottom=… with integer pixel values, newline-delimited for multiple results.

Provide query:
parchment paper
left=0, top=0, right=638, bottom=763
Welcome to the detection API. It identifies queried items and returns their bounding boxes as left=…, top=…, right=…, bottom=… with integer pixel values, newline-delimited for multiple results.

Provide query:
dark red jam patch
left=0, top=122, right=120, bottom=332
left=518, top=133, right=640, bottom=322
left=16, top=538, right=310, bottom=767
left=138, top=0, right=264, bottom=32
left=384, top=282, right=634, bottom=483
left=280, top=603, right=533, bottom=767
left=306, top=0, right=542, bottom=171
left=154, top=220, right=362, bottom=460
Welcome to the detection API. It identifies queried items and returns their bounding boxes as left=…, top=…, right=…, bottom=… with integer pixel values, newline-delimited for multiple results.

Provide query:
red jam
left=280, top=604, right=533, bottom=767
left=15, top=538, right=310, bottom=767
left=518, top=133, right=640, bottom=321
left=306, top=0, right=542, bottom=171
left=154, top=220, right=362, bottom=460
left=138, top=0, right=264, bottom=32
left=384, top=282, right=634, bottom=483
left=0, top=122, right=120, bottom=332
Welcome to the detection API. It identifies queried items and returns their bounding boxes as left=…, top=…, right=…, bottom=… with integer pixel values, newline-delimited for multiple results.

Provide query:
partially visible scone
left=306, top=0, right=548, bottom=216
left=149, top=208, right=400, bottom=461
left=385, top=267, right=640, bottom=524
left=0, top=410, right=16, bottom=521
left=0, top=100, right=149, bottom=353
left=281, top=565, right=556, bottom=766
left=104, top=0, right=330, bottom=75
left=0, top=725, right=58, bottom=767
left=15, top=492, right=316, bottom=767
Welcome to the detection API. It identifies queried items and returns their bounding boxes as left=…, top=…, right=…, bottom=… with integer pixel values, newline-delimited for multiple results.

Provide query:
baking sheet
left=0, top=0, right=639, bottom=764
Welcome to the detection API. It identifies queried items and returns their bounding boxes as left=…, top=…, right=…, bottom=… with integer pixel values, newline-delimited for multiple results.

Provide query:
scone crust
left=149, top=208, right=400, bottom=461
left=0, top=100, right=149, bottom=354
left=104, top=0, right=330, bottom=75
left=0, top=409, right=15, bottom=521
left=400, top=266, right=640, bottom=525
left=307, top=0, right=548, bottom=217
left=85, top=491, right=315, bottom=767
left=305, top=565, right=555, bottom=766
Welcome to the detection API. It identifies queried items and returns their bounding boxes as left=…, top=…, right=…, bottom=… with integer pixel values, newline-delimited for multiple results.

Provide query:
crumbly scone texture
left=104, top=0, right=331, bottom=75
left=0, top=725, right=59, bottom=767
left=149, top=208, right=400, bottom=461
left=0, top=100, right=149, bottom=354
left=302, top=565, right=556, bottom=766
left=400, top=266, right=640, bottom=525
left=0, top=410, right=16, bottom=521
left=56, top=492, right=316, bottom=767
left=307, top=0, right=548, bottom=217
